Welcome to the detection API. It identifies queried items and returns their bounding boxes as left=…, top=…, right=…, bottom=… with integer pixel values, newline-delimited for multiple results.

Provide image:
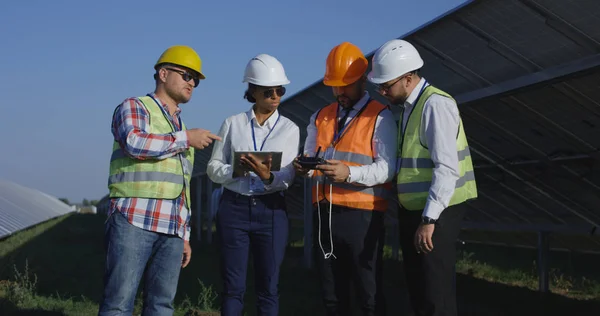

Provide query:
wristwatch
left=421, top=216, right=437, bottom=225
left=262, top=172, right=274, bottom=185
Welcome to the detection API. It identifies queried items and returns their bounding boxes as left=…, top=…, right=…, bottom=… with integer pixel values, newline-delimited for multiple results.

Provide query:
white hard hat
left=243, top=54, right=290, bottom=86
left=367, top=39, right=424, bottom=84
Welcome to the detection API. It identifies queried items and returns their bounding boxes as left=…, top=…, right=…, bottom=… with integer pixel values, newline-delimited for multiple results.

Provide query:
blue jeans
left=216, top=189, right=289, bottom=316
left=98, top=211, right=184, bottom=316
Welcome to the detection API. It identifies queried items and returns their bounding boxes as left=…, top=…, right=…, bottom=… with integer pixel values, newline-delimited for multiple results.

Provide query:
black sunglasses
left=165, top=67, right=200, bottom=87
left=261, top=87, right=286, bottom=98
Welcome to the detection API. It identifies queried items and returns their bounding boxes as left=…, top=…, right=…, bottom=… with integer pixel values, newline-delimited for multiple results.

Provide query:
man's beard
left=336, top=95, right=359, bottom=108
left=387, top=95, right=406, bottom=106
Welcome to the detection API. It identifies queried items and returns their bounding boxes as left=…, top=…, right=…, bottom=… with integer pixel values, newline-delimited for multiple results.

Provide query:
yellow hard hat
left=155, top=45, right=206, bottom=79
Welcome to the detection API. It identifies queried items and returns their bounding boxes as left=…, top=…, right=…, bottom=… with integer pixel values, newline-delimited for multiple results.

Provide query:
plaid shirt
left=108, top=93, right=191, bottom=241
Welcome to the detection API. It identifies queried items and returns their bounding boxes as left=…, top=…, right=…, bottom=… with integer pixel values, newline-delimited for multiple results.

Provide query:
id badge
left=248, top=172, right=266, bottom=194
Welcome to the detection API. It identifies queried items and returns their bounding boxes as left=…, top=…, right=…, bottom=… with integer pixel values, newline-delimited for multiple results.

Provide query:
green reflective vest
left=397, top=85, right=477, bottom=210
left=108, top=96, right=195, bottom=209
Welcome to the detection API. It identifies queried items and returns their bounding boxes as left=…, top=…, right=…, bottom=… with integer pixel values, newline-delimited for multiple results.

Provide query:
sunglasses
left=165, top=67, right=200, bottom=87
left=261, top=87, right=286, bottom=98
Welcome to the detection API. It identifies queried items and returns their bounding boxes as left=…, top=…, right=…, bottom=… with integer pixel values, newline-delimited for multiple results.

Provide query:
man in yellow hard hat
left=294, top=42, right=397, bottom=316
left=98, top=45, right=221, bottom=316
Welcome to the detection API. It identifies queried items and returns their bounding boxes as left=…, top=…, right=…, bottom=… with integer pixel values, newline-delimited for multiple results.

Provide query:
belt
left=222, top=188, right=285, bottom=207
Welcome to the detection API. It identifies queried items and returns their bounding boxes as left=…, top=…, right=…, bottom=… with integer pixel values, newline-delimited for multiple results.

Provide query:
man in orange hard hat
left=99, top=45, right=221, bottom=316
left=294, top=42, right=397, bottom=316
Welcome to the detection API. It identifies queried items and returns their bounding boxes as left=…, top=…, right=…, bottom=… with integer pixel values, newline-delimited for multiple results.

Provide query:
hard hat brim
left=323, top=75, right=362, bottom=87
left=155, top=62, right=206, bottom=80
left=243, top=78, right=290, bottom=86
left=366, top=71, right=388, bottom=84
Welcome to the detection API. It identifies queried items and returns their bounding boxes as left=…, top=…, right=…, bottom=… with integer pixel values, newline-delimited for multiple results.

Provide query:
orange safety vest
left=311, top=99, right=391, bottom=211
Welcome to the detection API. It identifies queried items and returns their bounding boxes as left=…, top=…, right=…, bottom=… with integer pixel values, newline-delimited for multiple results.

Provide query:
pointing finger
left=208, top=133, right=222, bottom=141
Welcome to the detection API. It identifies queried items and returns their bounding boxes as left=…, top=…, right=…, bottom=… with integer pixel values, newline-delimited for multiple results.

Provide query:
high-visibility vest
left=108, top=96, right=195, bottom=209
left=311, top=99, right=391, bottom=211
left=397, top=85, right=477, bottom=210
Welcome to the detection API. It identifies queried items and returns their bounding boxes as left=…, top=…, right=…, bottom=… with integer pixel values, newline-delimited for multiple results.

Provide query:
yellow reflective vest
left=397, top=85, right=477, bottom=210
left=108, top=96, right=194, bottom=209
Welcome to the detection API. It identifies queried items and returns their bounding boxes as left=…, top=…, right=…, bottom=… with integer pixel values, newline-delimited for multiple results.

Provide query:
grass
left=1, top=213, right=599, bottom=315
left=456, top=249, right=600, bottom=300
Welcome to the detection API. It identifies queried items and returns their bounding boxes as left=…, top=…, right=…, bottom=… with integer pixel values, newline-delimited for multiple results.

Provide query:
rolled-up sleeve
left=112, top=98, right=189, bottom=160
left=347, top=108, right=397, bottom=186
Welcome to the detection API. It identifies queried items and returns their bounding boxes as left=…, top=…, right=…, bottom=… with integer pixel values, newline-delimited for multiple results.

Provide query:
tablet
left=232, top=151, right=283, bottom=177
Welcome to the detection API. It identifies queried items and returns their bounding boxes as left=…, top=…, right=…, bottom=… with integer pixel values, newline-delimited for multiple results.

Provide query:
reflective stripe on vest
left=398, top=147, right=472, bottom=169
left=330, top=150, right=374, bottom=165
left=397, top=85, right=477, bottom=211
left=110, top=150, right=194, bottom=176
left=311, top=99, right=392, bottom=211
left=108, top=95, right=195, bottom=209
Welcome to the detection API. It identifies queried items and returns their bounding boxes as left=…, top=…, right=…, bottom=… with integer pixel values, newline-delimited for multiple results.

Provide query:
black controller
left=297, top=147, right=326, bottom=170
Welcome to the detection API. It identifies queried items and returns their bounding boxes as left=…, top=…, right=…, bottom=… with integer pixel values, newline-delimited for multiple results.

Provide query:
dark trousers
left=216, top=189, right=289, bottom=316
left=398, top=205, right=466, bottom=316
left=314, top=202, right=386, bottom=316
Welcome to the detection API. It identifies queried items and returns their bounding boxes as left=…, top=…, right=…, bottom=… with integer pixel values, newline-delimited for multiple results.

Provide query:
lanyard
left=251, top=114, right=281, bottom=151
left=400, top=80, right=428, bottom=136
left=398, top=80, right=428, bottom=153
left=147, top=94, right=182, bottom=131
left=333, top=98, right=371, bottom=145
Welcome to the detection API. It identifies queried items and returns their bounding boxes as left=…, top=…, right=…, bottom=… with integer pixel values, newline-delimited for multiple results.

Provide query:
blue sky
left=0, top=0, right=467, bottom=203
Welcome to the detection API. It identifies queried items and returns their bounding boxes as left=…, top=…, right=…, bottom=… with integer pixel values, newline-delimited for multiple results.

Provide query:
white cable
left=325, top=147, right=337, bottom=259
left=317, top=180, right=326, bottom=258
left=326, top=183, right=336, bottom=259
left=316, top=180, right=336, bottom=260
left=316, top=146, right=337, bottom=260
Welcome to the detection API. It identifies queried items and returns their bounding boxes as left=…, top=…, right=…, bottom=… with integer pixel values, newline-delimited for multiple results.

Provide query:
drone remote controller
left=297, top=147, right=326, bottom=170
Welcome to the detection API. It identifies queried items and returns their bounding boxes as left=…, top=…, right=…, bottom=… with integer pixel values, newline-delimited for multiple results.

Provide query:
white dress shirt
left=207, top=107, right=300, bottom=196
left=304, top=91, right=397, bottom=187
left=399, top=77, right=461, bottom=220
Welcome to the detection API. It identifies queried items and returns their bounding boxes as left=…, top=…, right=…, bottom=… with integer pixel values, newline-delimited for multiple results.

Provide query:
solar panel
left=417, top=19, right=528, bottom=83
left=464, top=0, right=591, bottom=68
left=531, top=0, right=600, bottom=46
left=0, top=180, right=74, bottom=239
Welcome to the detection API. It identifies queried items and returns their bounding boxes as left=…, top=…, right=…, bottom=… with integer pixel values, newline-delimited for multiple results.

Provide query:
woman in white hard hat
left=207, top=54, right=300, bottom=316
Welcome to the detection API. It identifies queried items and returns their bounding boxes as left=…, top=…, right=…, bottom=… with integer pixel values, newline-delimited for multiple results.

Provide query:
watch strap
left=262, top=172, right=274, bottom=185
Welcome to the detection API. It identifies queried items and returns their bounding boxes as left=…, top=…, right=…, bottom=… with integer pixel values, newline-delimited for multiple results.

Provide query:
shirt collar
left=246, top=107, right=280, bottom=128
left=149, top=93, right=181, bottom=116
left=338, top=91, right=371, bottom=112
left=403, top=77, right=427, bottom=109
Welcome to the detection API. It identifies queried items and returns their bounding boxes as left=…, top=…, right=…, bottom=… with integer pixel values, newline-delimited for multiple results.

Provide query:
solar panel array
left=0, top=180, right=75, bottom=239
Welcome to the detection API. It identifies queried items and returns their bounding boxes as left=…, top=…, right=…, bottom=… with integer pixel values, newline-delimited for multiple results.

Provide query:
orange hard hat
left=323, top=42, right=368, bottom=87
